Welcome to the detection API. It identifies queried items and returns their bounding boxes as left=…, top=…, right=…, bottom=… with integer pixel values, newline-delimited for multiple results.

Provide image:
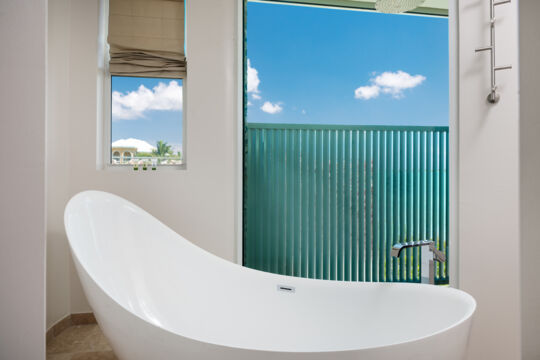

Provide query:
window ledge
left=101, top=163, right=186, bottom=172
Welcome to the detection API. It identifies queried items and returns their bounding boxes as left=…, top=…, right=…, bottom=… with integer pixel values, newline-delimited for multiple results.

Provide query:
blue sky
left=111, top=76, right=183, bottom=151
left=246, top=2, right=449, bottom=126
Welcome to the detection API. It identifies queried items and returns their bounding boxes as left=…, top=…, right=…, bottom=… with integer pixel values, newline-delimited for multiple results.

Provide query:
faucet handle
left=429, top=243, right=446, bottom=262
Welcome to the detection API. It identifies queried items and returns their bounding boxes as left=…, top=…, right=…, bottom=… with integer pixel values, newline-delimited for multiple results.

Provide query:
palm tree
left=152, top=140, right=172, bottom=157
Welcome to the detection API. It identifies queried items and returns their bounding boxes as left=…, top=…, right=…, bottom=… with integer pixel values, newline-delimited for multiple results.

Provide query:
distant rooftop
left=112, top=138, right=156, bottom=153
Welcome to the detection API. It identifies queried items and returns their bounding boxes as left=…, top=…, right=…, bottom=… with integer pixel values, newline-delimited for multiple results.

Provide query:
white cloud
left=251, top=93, right=262, bottom=100
left=247, top=59, right=260, bottom=94
left=302, top=109, right=306, bottom=115
left=354, top=70, right=425, bottom=100
left=261, top=101, right=283, bottom=114
left=354, top=85, right=380, bottom=100
left=112, top=80, right=183, bottom=120
left=374, top=71, right=426, bottom=97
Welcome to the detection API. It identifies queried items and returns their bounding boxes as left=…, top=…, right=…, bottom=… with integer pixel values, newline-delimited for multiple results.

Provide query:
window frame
left=238, top=0, right=459, bottom=287
left=97, top=0, right=187, bottom=171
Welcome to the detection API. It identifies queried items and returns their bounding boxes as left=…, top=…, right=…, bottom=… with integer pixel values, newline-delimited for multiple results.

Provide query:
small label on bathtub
left=277, top=284, right=296, bottom=293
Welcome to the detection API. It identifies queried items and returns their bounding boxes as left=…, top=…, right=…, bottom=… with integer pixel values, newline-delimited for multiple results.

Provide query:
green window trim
left=253, top=0, right=449, bottom=17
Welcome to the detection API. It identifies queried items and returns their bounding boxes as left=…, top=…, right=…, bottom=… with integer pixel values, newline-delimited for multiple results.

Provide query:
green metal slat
left=359, top=131, right=366, bottom=282
left=294, top=130, right=301, bottom=277
left=344, top=130, right=352, bottom=281
left=407, top=131, right=415, bottom=281
left=413, top=131, right=421, bottom=282
left=441, top=131, right=450, bottom=283
left=323, top=130, right=331, bottom=279
left=284, top=130, right=291, bottom=275
left=337, top=131, right=345, bottom=281
left=391, top=130, right=398, bottom=282
left=308, top=130, right=316, bottom=279
left=272, top=130, right=278, bottom=273
left=329, top=131, right=336, bottom=280
left=367, top=131, right=374, bottom=282
left=301, top=130, right=309, bottom=278
left=434, top=131, right=440, bottom=280
left=373, top=131, right=381, bottom=282
left=256, top=130, right=264, bottom=268
left=381, top=132, right=388, bottom=281
left=287, top=130, right=293, bottom=275
left=278, top=129, right=286, bottom=275
left=439, top=130, right=446, bottom=281
left=420, top=130, right=427, bottom=268
left=262, top=130, right=269, bottom=271
left=398, top=131, right=405, bottom=281
left=245, top=128, right=257, bottom=267
left=406, top=131, right=413, bottom=281
left=405, top=130, right=413, bottom=281
left=267, top=130, right=274, bottom=272
left=427, top=130, right=433, bottom=274
left=352, top=131, right=360, bottom=282
left=316, top=130, right=324, bottom=279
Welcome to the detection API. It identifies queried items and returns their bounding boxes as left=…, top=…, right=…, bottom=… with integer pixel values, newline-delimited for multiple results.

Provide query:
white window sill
left=101, top=163, right=187, bottom=172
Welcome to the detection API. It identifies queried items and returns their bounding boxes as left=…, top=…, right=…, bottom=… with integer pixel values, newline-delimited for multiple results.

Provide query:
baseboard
left=71, top=312, right=97, bottom=325
left=46, top=312, right=97, bottom=344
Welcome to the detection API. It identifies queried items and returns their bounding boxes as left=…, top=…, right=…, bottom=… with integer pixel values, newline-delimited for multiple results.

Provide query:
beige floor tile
left=47, top=324, right=116, bottom=359
left=46, top=354, right=72, bottom=360
left=71, top=351, right=117, bottom=360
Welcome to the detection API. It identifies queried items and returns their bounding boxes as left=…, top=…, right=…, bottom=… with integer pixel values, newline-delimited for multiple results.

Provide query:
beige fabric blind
left=108, top=0, right=186, bottom=78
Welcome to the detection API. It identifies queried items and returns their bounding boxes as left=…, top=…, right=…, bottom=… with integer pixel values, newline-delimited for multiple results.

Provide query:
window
left=105, top=0, right=186, bottom=167
left=243, top=1, right=450, bottom=283
left=110, top=76, right=184, bottom=166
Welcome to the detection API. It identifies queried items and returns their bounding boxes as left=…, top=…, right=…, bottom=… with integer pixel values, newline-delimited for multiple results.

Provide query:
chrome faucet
left=391, top=240, right=446, bottom=285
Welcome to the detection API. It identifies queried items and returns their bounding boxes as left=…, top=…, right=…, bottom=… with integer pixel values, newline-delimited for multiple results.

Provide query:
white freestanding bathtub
left=65, top=191, right=475, bottom=360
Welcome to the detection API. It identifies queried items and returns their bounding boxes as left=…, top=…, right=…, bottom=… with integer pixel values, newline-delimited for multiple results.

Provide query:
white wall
left=518, top=1, right=540, bottom=359
left=47, top=0, right=73, bottom=328
left=0, top=0, right=47, bottom=358
left=458, top=0, right=522, bottom=359
left=46, top=0, right=240, bottom=324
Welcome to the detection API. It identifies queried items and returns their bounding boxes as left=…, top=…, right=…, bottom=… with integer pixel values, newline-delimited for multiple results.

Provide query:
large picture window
left=243, top=0, right=450, bottom=284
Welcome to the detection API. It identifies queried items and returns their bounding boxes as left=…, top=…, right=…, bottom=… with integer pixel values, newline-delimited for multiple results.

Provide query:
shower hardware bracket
left=475, top=0, right=512, bottom=104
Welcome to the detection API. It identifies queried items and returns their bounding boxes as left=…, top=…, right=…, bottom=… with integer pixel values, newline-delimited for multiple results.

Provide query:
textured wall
left=0, top=0, right=47, bottom=358
left=458, top=0, right=522, bottom=359
left=519, top=1, right=540, bottom=359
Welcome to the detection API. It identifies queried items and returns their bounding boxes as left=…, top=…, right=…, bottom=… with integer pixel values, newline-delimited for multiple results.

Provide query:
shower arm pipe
left=475, top=0, right=512, bottom=104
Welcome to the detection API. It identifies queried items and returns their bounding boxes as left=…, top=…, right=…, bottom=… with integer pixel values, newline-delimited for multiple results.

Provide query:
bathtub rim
left=65, top=190, right=477, bottom=354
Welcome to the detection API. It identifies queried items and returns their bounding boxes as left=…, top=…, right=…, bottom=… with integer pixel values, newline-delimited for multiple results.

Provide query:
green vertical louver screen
left=243, top=123, right=449, bottom=284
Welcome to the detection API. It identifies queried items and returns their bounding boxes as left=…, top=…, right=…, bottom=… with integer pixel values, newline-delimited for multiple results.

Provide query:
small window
left=110, top=76, right=184, bottom=166
left=105, top=0, right=186, bottom=167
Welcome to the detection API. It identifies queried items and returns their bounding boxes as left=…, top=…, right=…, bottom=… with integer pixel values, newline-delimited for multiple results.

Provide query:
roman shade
left=108, top=0, right=186, bottom=78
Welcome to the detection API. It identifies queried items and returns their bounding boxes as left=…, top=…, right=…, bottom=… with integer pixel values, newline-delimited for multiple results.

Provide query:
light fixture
left=375, top=0, right=426, bottom=13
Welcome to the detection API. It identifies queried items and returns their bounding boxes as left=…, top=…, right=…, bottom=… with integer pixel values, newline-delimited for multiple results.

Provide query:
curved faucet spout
left=391, top=240, right=446, bottom=284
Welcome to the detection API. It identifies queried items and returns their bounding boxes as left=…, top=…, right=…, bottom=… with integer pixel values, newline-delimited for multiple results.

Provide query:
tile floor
left=47, top=324, right=117, bottom=360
